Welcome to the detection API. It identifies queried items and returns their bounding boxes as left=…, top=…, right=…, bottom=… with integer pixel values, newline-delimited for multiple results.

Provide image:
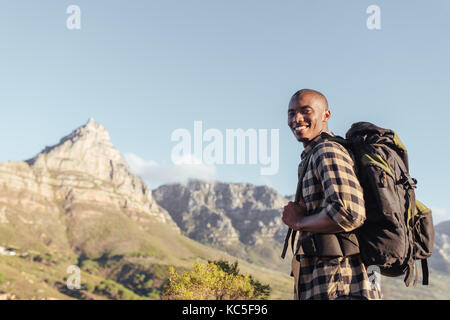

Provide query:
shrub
left=83, top=282, right=95, bottom=292
left=94, top=280, right=146, bottom=300
left=80, top=260, right=100, bottom=274
left=163, top=260, right=271, bottom=300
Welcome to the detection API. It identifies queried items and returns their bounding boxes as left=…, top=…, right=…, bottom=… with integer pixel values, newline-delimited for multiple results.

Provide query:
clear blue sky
left=0, top=1, right=449, bottom=223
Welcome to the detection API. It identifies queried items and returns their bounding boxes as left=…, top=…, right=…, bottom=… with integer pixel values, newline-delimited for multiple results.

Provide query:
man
left=282, top=89, right=381, bottom=300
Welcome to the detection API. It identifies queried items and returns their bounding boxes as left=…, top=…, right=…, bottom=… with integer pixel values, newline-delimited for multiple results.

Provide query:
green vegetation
left=82, top=281, right=95, bottom=293
left=0, top=240, right=449, bottom=300
left=94, top=280, right=147, bottom=300
left=80, top=259, right=100, bottom=274
left=163, top=260, right=271, bottom=300
left=76, top=253, right=177, bottom=299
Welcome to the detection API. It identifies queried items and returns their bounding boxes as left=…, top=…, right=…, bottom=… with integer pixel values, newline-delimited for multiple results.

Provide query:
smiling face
left=288, top=90, right=331, bottom=146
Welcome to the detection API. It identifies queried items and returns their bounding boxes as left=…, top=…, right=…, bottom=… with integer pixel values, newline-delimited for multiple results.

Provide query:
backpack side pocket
left=413, top=200, right=435, bottom=260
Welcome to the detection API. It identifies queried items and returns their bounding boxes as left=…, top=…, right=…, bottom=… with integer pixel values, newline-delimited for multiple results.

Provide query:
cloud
left=124, top=153, right=217, bottom=187
left=430, top=207, right=450, bottom=225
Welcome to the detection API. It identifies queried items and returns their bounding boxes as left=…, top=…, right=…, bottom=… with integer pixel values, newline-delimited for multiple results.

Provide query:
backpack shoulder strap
left=281, top=152, right=313, bottom=259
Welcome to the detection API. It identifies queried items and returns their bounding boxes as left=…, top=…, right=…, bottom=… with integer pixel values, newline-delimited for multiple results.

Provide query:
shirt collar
left=300, top=131, right=335, bottom=160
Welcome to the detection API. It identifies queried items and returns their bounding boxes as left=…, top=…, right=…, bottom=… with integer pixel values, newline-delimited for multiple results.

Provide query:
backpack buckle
left=399, top=173, right=417, bottom=189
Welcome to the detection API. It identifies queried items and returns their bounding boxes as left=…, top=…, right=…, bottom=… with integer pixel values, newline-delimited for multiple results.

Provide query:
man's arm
left=282, top=201, right=344, bottom=233
left=312, top=142, right=366, bottom=232
left=282, top=142, right=365, bottom=233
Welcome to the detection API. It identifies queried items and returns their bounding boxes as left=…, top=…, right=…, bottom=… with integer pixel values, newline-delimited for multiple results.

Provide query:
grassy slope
left=0, top=219, right=294, bottom=300
left=2, top=236, right=448, bottom=300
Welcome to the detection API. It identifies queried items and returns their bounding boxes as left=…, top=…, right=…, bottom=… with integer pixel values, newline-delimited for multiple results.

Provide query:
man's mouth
left=295, top=124, right=309, bottom=132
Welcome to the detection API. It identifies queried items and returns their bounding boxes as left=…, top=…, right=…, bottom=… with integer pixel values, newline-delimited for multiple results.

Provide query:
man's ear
left=323, top=109, right=331, bottom=122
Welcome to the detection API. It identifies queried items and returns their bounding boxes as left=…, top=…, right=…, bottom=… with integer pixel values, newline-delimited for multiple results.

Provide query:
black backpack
left=282, top=122, right=435, bottom=286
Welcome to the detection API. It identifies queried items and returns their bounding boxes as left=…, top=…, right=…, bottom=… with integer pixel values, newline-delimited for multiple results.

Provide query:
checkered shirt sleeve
left=306, top=141, right=366, bottom=232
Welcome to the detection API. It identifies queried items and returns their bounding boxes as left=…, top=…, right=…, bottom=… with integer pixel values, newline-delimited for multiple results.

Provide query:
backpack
left=281, top=122, right=435, bottom=287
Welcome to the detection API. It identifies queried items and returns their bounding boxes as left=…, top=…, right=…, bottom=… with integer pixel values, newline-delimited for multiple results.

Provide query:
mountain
left=152, top=180, right=291, bottom=270
left=0, top=118, right=179, bottom=259
left=153, top=180, right=290, bottom=246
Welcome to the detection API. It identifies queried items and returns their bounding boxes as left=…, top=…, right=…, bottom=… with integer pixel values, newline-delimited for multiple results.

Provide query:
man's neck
left=301, top=131, right=324, bottom=148
left=301, top=141, right=310, bottom=148
left=301, top=128, right=332, bottom=147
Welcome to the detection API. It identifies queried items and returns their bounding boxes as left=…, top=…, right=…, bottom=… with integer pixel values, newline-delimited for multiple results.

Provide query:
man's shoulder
left=311, top=139, right=351, bottom=158
left=308, top=140, right=356, bottom=172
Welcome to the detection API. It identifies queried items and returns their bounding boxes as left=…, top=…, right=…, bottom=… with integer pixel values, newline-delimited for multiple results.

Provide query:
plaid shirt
left=292, top=132, right=382, bottom=300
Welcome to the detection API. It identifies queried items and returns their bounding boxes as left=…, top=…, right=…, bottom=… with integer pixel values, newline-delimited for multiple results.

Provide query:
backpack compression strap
left=421, top=259, right=429, bottom=285
left=390, top=150, right=421, bottom=287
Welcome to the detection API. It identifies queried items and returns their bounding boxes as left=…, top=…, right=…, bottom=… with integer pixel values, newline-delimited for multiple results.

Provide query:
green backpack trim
left=360, top=153, right=394, bottom=177
left=415, top=200, right=431, bottom=217
left=393, top=132, right=407, bottom=152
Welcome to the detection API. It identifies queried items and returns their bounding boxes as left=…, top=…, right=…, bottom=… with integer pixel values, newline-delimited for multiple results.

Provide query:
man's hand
left=283, top=200, right=345, bottom=233
left=282, top=200, right=307, bottom=231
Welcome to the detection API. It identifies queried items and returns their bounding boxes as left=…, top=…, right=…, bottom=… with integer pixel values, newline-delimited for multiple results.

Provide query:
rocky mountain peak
left=0, top=119, right=179, bottom=258
left=75, top=117, right=111, bottom=142
left=27, top=118, right=114, bottom=165
left=24, top=118, right=124, bottom=182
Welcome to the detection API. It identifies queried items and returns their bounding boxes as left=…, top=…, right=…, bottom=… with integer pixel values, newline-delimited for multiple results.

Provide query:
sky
left=0, top=0, right=449, bottom=223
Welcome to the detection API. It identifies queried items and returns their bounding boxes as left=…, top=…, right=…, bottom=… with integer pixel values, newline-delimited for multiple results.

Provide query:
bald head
left=289, top=89, right=329, bottom=112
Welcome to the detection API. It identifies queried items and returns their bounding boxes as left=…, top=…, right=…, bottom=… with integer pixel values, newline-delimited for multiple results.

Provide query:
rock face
left=0, top=118, right=178, bottom=257
left=153, top=180, right=289, bottom=247
left=430, top=220, right=450, bottom=273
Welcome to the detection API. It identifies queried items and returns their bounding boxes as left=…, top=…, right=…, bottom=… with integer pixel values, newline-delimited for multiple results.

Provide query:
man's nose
left=295, top=112, right=304, bottom=123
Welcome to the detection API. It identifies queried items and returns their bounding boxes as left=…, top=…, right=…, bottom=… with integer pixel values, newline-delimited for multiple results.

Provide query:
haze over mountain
left=431, top=221, right=450, bottom=273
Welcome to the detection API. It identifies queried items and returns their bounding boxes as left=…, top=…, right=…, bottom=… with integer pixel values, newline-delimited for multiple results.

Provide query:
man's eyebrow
left=288, top=105, right=312, bottom=111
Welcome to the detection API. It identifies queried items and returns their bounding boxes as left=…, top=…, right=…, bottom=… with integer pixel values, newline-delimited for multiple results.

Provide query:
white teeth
left=296, top=126, right=308, bottom=131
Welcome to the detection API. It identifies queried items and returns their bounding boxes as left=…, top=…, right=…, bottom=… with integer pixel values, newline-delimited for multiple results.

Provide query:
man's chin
left=294, top=132, right=309, bottom=141
left=297, top=133, right=318, bottom=146
left=292, top=129, right=313, bottom=143
left=298, top=137, right=310, bottom=143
